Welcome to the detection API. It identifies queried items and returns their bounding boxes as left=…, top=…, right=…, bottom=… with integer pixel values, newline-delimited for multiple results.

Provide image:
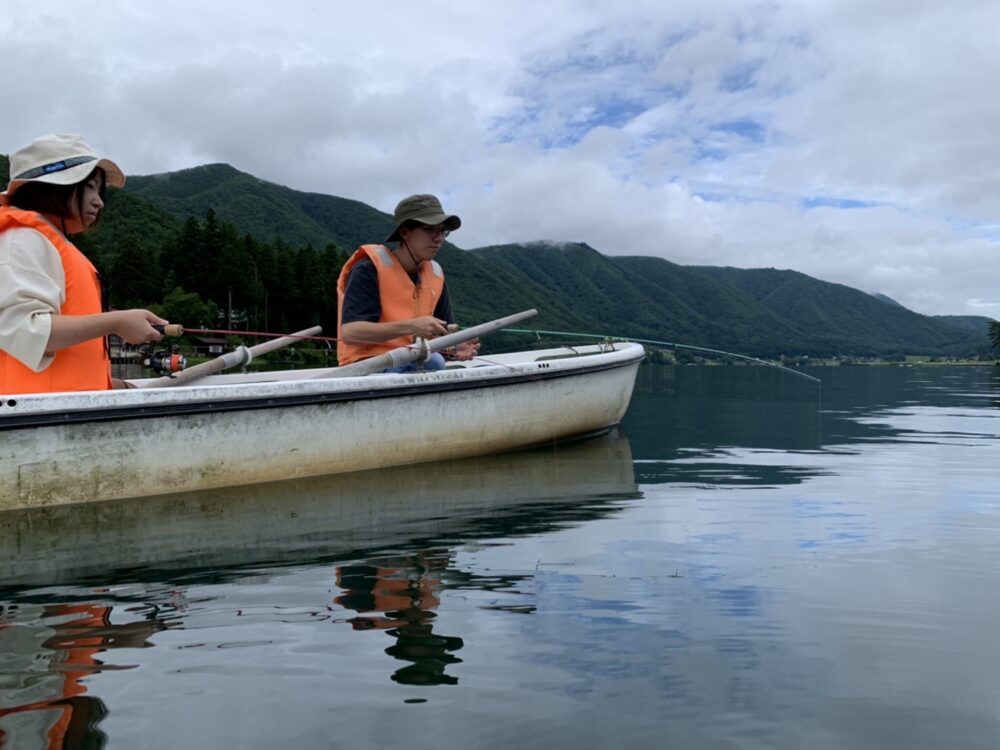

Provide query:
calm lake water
left=2, top=364, right=1000, bottom=749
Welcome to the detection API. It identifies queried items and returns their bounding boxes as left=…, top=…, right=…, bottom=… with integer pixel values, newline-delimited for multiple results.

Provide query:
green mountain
left=933, top=315, right=993, bottom=334
left=690, top=266, right=989, bottom=357
left=872, top=292, right=905, bottom=307
left=2, top=158, right=994, bottom=358
left=463, top=244, right=808, bottom=355
left=125, top=164, right=385, bottom=252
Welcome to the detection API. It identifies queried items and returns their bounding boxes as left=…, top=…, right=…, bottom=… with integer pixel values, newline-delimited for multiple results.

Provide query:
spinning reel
left=140, top=343, right=187, bottom=376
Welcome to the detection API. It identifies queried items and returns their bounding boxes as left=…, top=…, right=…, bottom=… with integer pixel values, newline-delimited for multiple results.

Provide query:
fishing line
left=503, top=328, right=822, bottom=384
left=503, top=327, right=825, bottom=445
left=160, top=325, right=818, bottom=382
left=160, top=326, right=337, bottom=343
left=159, top=324, right=803, bottom=388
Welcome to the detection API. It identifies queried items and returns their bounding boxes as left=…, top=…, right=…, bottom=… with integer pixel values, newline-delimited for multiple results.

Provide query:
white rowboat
left=0, top=341, right=644, bottom=510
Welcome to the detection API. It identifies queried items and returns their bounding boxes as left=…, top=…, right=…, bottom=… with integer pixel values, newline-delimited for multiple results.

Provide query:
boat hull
left=0, top=343, right=643, bottom=509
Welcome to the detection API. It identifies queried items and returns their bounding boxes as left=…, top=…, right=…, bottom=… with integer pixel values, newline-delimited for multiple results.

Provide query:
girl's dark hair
left=8, top=168, right=107, bottom=232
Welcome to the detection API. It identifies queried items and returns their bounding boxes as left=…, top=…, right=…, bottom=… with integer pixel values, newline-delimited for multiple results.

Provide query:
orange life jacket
left=0, top=207, right=112, bottom=394
left=336, top=244, right=445, bottom=365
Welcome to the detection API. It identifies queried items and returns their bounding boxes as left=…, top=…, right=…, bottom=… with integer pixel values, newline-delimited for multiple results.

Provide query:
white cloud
left=3, top=0, right=999, bottom=317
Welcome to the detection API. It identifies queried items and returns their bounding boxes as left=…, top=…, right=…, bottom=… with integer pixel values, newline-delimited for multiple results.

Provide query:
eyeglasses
left=417, top=224, right=450, bottom=239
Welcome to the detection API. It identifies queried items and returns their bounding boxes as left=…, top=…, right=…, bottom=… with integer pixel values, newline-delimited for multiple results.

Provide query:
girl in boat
left=0, top=134, right=167, bottom=394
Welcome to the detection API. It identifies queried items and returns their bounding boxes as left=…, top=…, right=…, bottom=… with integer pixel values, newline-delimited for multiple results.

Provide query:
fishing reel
left=140, top=343, right=187, bottom=376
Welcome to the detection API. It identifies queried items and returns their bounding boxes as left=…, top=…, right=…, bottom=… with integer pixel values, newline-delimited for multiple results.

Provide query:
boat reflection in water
left=0, top=432, right=637, bottom=744
left=0, top=429, right=637, bottom=586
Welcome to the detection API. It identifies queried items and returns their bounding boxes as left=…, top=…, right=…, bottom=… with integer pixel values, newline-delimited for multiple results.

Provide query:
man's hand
left=449, top=338, right=481, bottom=361
left=408, top=316, right=450, bottom=339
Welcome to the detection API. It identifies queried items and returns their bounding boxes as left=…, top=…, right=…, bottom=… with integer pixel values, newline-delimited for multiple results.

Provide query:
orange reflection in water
left=0, top=601, right=166, bottom=750
left=335, top=552, right=464, bottom=686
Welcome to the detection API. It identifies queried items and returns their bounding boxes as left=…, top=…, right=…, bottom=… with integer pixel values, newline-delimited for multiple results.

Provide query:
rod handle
left=153, top=324, right=185, bottom=337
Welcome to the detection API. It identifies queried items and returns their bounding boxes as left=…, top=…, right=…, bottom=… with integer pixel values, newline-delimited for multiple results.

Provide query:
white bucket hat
left=4, top=133, right=125, bottom=200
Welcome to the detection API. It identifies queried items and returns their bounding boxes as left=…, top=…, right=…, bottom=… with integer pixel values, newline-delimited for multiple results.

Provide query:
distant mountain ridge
left=872, top=292, right=905, bottom=307
left=126, top=164, right=389, bottom=252
left=1, top=156, right=993, bottom=357
left=689, top=266, right=985, bottom=356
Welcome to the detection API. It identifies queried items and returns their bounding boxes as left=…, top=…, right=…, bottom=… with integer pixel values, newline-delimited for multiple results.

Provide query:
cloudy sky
left=3, top=1, right=998, bottom=317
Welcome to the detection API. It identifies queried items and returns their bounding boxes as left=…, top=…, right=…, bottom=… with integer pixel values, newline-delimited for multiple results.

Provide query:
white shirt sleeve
left=0, top=227, right=66, bottom=372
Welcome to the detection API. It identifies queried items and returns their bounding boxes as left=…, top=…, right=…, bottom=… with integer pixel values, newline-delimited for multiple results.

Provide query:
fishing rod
left=142, top=324, right=337, bottom=375
left=150, top=322, right=815, bottom=385
left=150, top=324, right=473, bottom=356
left=153, top=325, right=334, bottom=343
left=142, top=325, right=333, bottom=376
left=503, top=328, right=822, bottom=384
left=142, top=321, right=511, bottom=378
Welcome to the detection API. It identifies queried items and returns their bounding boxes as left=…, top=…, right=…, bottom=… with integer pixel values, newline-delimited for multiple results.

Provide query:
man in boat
left=336, top=194, right=479, bottom=371
left=0, top=134, right=167, bottom=394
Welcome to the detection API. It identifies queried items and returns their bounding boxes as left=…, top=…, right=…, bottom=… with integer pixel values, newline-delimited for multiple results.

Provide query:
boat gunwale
left=0, top=343, right=645, bottom=430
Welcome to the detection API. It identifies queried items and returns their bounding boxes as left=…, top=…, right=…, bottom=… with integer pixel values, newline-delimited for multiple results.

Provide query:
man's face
left=400, top=223, right=449, bottom=262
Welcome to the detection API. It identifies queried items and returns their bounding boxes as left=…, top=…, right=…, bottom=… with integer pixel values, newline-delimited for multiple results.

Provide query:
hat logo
left=13, top=155, right=98, bottom=182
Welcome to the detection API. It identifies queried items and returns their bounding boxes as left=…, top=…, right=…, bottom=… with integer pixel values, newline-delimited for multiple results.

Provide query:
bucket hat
left=385, top=194, right=461, bottom=243
left=3, top=134, right=125, bottom=200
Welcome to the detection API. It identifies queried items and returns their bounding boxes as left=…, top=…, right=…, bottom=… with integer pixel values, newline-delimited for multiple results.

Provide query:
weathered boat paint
left=0, top=342, right=643, bottom=509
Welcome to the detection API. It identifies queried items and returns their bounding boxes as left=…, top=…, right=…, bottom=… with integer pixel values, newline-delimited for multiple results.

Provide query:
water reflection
left=622, top=363, right=1000, bottom=487
left=0, top=601, right=169, bottom=749
left=0, top=431, right=637, bottom=589
left=0, top=432, right=638, bottom=745
left=336, top=553, right=464, bottom=686
left=4, top=366, right=998, bottom=749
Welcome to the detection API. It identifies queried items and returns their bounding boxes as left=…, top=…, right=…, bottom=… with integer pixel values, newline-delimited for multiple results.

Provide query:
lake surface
left=2, top=364, right=999, bottom=749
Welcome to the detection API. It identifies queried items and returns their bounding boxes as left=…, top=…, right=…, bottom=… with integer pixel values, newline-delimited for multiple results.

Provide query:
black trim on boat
left=0, top=357, right=638, bottom=431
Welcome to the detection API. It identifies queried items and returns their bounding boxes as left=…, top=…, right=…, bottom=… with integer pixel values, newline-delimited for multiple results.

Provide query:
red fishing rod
left=145, top=323, right=496, bottom=377
left=153, top=324, right=338, bottom=343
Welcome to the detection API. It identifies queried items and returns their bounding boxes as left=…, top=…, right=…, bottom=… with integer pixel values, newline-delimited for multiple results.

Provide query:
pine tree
left=170, top=216, right=206, bottom=298
left=293, top=244, right=325, bottom=331
left=108, top=234, right=161, bottom=308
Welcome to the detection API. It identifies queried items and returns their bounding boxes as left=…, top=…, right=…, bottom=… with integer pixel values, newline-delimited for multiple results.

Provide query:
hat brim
left=5, top=157, right=125, bottom=199
left=385, top=213, right=461, bottom=243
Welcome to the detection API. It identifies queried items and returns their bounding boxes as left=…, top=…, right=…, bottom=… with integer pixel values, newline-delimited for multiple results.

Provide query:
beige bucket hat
left=4, top=133, right=125, bottom=199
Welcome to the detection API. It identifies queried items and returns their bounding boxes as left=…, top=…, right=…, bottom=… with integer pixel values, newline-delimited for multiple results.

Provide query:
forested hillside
left=0, top=157, right=993, bottom=359
left=126, top=164, right=389, bottom=251
left=691, top=266, right=986, bottom=357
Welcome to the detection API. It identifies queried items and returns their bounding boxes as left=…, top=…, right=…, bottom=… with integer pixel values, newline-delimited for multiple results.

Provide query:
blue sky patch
left=691, top=142, right=728, bottom=162
left=803, top=196, right=879, bottom=210
left=710, top=119, right=766, bottom=143
left=693, top=190, right=773, bottom=205
left=718, top=62, right=761, bottom=92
